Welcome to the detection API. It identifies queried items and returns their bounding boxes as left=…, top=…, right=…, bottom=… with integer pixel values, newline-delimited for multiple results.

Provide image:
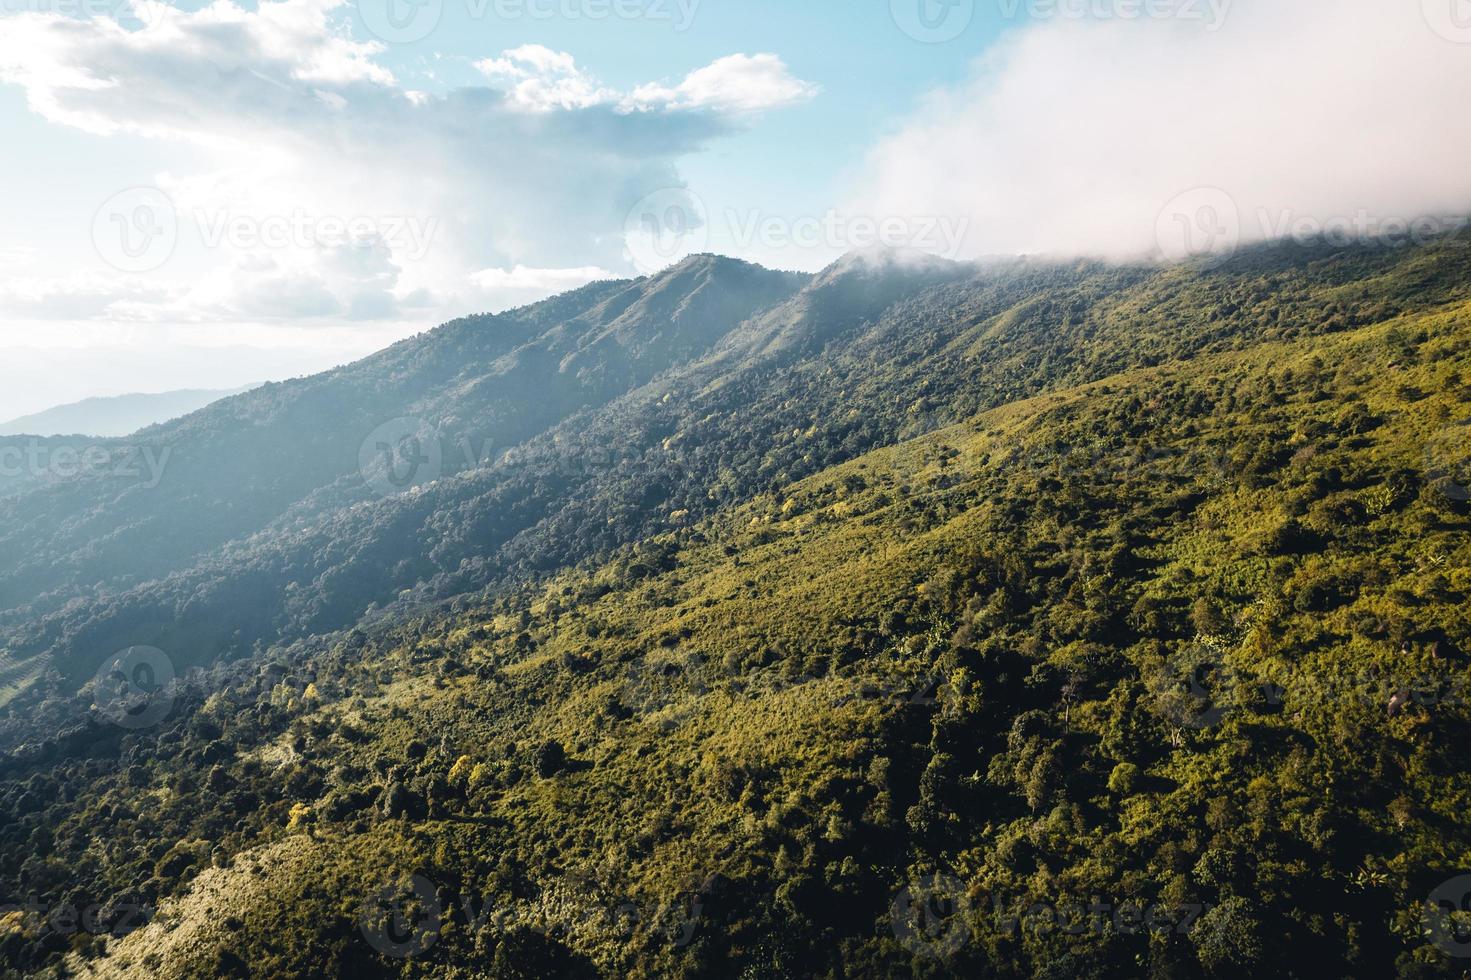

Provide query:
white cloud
left=0, top=246, right=40, bottom=266
left=461, top=261, right=617, bottom=310
left=0, top=252, right=412, bottom=324
left=627, top=54, right=819, bottom=114
left=0, top=0, right=814, bottom=327
left=475, top=44, right=577, bottom=80
left=0, top=275, right=177, bottom=319
left=474, top=44, right=619, bottom=111
left=177, top=240, right=409, bottom=322
left=852, top=0, right=1471, bottom=262
left=0, top=0, right=393, bottom=139
left=466, top=264, right=616, bottom=312
left=470, top=265, right=613, bottom=292
left=475, top=45, right=817, bottom=115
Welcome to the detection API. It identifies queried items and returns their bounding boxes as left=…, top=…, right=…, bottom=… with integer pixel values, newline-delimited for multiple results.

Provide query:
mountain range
left=0, top=239, right=1467, bottom=977
left=0, top=387, right=260, bottom=439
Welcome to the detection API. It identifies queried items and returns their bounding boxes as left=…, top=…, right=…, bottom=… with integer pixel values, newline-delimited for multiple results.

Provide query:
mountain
left=0, top=240, right=1468, bottom=978
left=0, top=256, right=806, bottom=693
left=0, top=386, right=260, bottom=438
left=0, top=244, right=1459, bottom=696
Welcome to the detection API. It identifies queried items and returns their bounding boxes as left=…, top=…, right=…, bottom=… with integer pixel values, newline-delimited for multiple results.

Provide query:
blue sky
left=0, top=0, right=1014, bottom=418
left=0, top=0, right=1466, bottom=420
left=0, top=0, right=1006, bottom=286
left=379, top=0, right=997, bottom=223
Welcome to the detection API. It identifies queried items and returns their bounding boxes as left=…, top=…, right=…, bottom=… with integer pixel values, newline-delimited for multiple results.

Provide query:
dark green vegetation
left=0, top=239, right=1470, bottom=977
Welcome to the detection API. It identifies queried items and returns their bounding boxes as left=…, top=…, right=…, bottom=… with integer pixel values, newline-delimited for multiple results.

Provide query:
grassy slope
left=61, top=295, right=1471, bottom=978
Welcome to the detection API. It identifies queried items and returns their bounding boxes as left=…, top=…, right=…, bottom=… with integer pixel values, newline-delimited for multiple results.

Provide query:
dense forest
left=0, top=239, right=1469, bottom=977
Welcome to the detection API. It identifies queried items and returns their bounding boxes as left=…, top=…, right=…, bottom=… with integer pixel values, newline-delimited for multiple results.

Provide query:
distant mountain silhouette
left=0, top=386, right=260, bottom=437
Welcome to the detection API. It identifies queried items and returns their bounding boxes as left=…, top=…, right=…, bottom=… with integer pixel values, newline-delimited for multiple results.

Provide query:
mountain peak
left=648, top=252, right=773, bottom=281
left=818, top=246, right=964, bottom=284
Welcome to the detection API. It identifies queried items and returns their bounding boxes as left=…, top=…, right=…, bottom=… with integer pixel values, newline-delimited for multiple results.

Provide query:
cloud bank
left=854, top=0, right=1471, bottom=262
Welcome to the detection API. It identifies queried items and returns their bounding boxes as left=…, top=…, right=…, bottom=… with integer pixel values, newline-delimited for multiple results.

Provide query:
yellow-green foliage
left=42, top=290, right=1471, bottom=979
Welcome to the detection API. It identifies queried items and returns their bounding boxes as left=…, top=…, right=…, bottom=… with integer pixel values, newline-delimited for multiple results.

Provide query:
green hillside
left=2, top=240, right=1468, bottom=724
left=2, top=248, right=1468, bottom=977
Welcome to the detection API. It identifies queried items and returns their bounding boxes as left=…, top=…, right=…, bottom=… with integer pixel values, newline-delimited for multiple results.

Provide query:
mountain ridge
left=6, top=266, right=1467, bottom=977
left=1, top=238, right=1469, bottom=713
left=0, top=386, right=261, bottom=438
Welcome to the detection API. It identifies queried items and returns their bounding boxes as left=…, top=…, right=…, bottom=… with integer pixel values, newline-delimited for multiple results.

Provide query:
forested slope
left=0, top=257, right=804, bottom=703
left=0, top=240, right=1468, bottom=977
left=2, top=239, right=1468, bottom=733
